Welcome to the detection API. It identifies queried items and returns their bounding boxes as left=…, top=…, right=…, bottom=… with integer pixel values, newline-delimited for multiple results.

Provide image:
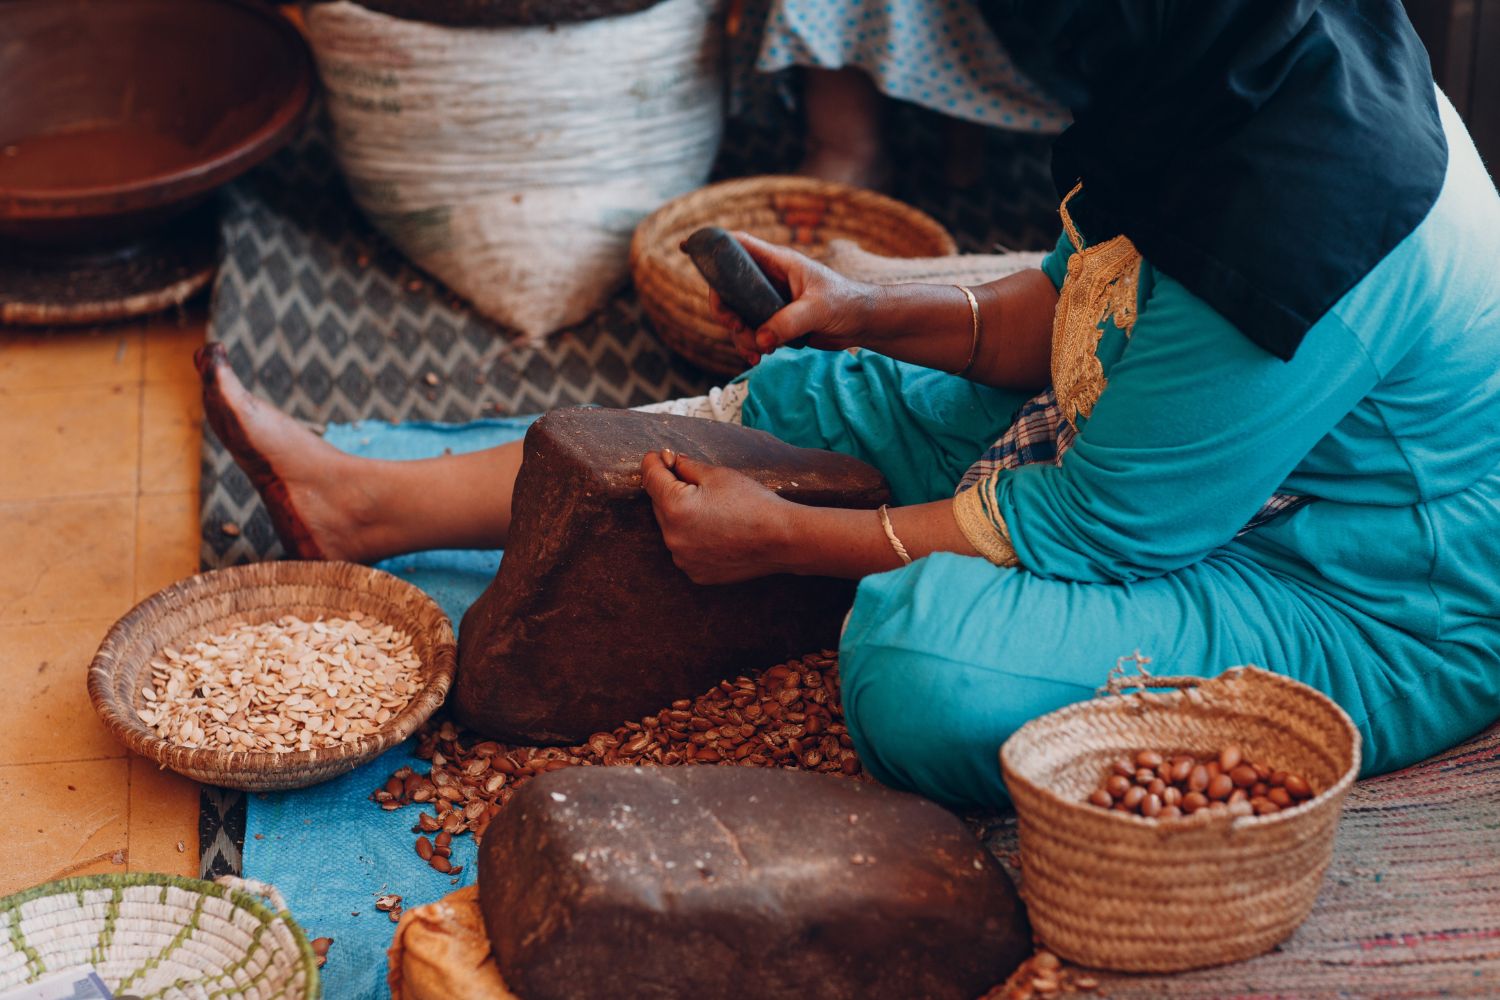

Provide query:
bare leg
left=942, top=117, right=987, bottom=190
left=798, top=67, right=892, bottom=189
left=196, top=344, right=523, bottom=563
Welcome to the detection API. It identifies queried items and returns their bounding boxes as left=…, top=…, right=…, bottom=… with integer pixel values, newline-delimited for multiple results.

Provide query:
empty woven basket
left=1000, top=665, right=1361, bottom=973
left=630, top=176, right=957, bottom=375
left=88, top=560, right=456, bottom=791
left=0, top=875, right=317, bottom=999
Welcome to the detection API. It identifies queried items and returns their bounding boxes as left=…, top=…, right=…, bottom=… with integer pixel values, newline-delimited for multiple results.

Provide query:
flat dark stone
left=332, top=0, right=663, bottom=27
left=454, top=406, right=889, bottom=744
left=681, top=226, right=787, bottom=331
left=479, top=767, right=1031, bottom=1000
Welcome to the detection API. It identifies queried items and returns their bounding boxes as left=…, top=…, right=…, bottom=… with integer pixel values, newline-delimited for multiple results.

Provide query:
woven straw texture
left=1001, top=666, right=1361, bottom=973
left=822, top=238, right=1047, bottom=287
left=88, top=561, right=456, bottom=792
left=630, top=176, right=958, bottom=375
left=0, top=875, right=317, bottom=999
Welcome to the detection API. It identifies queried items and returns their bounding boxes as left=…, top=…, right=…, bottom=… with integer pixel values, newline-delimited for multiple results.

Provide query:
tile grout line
left=137, top=323, right=206, bottom=872
left=0, top=755, right=131, bottom=771
left=0, top=495, right=143, bottom=510
left=128, top=365, right=146, bottom=859
left=0, top=382, right=142, bottom=407
left=0, top=487, right=202, bottom=509
left=1, top=618, right=129, bottom=630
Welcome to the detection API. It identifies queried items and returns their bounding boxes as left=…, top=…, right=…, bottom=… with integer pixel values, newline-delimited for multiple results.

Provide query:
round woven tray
left=630, top=176, right=957, bottom=376
left=0, top=875, right=318, bottom=998
left=334, top=0, right=663, bottom=26
left=88, top=560, right=456, bottom=791
left=0, top=203, right=218, bottom=328
left=1000, top=664, right=1362, bottom=973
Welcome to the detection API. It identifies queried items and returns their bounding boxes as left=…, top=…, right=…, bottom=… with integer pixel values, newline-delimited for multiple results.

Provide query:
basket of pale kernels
left=88, top=560, right=456, bottom=791
left=999, top=660, right=1361, bottom=974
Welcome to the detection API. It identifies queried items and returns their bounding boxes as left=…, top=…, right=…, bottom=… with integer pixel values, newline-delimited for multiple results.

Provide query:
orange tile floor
left=0, top=309, right=206, bottom=894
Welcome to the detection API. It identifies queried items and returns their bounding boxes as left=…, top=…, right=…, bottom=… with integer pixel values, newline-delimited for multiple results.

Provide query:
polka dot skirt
left=740, top=0, right=1069, bottom=134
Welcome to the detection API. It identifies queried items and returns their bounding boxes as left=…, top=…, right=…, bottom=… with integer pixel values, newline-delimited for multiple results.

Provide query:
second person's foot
left=799, top=142, right=894, bottom=192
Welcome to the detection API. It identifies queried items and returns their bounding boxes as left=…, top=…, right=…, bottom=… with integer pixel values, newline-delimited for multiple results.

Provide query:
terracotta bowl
left=0, top=0, right=314, bottom=248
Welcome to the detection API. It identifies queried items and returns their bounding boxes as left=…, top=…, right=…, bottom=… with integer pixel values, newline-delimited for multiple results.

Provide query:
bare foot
left=799, top=67, right=892, bottom=190
left=799, top=142, right=893, bottom=191
left=195, top=343, right=376, bottom=562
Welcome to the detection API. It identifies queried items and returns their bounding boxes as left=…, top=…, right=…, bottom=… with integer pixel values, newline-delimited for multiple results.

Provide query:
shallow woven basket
left=89, top=560, right=456, bottom=791
left=1000, top=665, right=1361, bottom=973
left=0, top=875, right=318, bottom=998
left=630, top=176, right=957, bottom=375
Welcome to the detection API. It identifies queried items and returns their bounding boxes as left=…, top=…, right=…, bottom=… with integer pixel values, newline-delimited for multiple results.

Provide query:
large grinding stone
left=479, top=767, right=1031, bottom=1000
left=455, top=407, right=889, bottom=743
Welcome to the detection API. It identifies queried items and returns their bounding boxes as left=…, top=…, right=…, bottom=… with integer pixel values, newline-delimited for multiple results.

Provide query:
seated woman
left=200, top=1, right=1500, bottom=811
left=732, top=0, right=1067, bottom=187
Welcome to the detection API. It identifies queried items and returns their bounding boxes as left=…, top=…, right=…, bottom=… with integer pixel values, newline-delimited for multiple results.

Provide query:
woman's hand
left=711, top=231, right=881, bottom=367
left=640, top=449, right=797, bottom=584
left=642, top=450, right=990, bottom=581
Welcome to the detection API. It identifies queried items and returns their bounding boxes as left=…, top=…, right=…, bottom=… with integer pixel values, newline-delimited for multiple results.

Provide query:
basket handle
left=215, top=875, right=291, bottom=916
left=1098, top=652, right=1206, bottom=698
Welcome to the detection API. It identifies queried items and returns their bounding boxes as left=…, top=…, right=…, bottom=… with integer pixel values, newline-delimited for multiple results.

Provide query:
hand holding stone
left=711, top=231, right=879, bottom=363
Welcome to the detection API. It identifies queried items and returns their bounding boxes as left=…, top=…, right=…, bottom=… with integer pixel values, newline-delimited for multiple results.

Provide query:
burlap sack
left=305, top=0, right=723, bottom=341
left=387, top=885, right=517, bottom=1000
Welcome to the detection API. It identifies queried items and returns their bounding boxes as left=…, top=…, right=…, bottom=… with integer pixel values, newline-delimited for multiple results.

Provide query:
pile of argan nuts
left=372, top=651, right=863, bottom=877
left=1087, top=744, right=1315, bottom=819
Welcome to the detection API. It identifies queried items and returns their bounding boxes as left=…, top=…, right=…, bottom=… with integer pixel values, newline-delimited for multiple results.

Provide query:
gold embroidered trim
left=1052, top=182, right=1142, bottom=425
left=953, top=478, right=1020, bottom=567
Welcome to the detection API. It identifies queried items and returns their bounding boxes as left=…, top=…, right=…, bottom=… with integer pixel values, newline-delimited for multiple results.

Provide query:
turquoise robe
left=738, top=91, right=1500, bottom=809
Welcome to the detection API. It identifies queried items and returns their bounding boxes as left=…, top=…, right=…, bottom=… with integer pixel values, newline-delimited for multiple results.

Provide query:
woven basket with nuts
left=1000, top=662, right=1361, bottom=973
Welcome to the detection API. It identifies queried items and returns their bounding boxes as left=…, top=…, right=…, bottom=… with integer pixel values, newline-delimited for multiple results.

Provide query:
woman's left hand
left=640, top=450, right=797, bottom=584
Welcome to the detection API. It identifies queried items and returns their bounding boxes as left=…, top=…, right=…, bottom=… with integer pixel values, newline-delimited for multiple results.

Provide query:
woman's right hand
left=711, top=231, right=881, bottom=366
